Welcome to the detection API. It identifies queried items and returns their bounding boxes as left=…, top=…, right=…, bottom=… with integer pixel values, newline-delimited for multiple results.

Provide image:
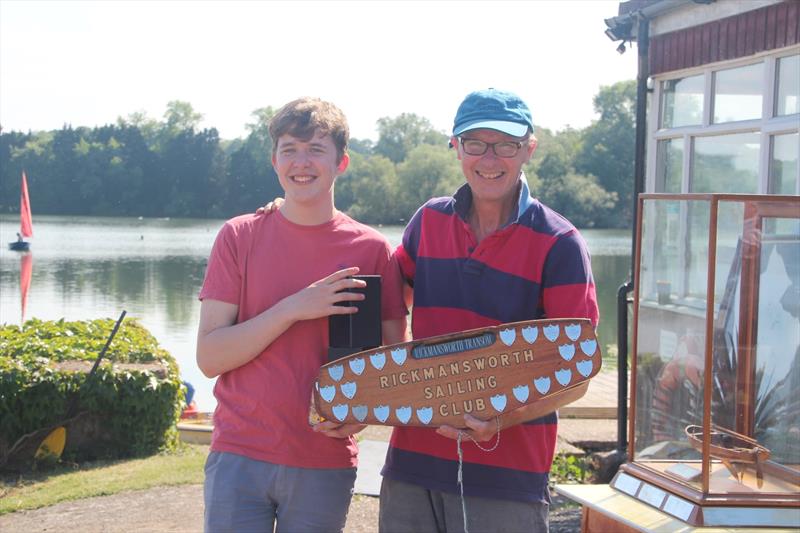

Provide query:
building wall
left=649, top=0, right=799, bottom=76
left=649, top=0, right=781, bottom=37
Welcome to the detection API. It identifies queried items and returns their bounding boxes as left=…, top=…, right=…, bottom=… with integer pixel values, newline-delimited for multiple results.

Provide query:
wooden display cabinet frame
left=618, top=193, right=800, bottom=527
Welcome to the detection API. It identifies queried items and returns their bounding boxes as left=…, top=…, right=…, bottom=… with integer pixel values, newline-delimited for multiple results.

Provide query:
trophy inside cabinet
left=612, top=194, right=800, bottom=528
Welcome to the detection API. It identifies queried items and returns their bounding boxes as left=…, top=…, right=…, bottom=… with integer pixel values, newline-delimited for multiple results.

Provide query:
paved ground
left=0, top=483, right=582, bottom=533
left=0, top=427, right=586, bottom=532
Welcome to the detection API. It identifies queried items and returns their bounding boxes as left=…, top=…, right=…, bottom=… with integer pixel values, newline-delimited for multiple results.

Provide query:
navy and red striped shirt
left=381, top=176, right=599, bottom=504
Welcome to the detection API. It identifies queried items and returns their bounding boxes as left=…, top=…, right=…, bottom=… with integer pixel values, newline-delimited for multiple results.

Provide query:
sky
left=0, top=0, right=636, bottom=142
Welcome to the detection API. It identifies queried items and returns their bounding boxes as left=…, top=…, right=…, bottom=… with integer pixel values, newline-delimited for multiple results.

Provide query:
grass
left=1, top=442, right=596, bottom=515
left=0, top=444, right=207, bottom=515
left=0, top=395, right=609, bottom=517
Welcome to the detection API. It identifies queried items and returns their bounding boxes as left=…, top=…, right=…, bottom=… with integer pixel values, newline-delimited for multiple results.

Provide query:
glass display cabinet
left=611, top=193, right=800, bottom=528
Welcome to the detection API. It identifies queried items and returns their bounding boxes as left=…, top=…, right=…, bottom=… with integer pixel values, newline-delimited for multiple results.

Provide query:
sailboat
left=8, top=171, right=33, bottom=251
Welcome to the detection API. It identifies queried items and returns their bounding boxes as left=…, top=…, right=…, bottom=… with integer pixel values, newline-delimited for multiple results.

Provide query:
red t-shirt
left=199, top=210, right=406, bottom=468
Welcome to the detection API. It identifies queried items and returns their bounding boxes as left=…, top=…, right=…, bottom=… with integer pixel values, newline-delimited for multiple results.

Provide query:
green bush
left=550, top=453, right=588, bottom=484
left=0, top=317, right=183, bottom=468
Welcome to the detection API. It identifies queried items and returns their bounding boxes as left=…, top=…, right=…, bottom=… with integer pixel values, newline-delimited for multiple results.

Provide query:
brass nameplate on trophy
left=312, top=318, right=601, bottom=427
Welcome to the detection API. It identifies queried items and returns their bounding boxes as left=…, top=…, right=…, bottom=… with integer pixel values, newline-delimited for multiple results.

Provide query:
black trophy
left=328, top=275, right=381, bottom=362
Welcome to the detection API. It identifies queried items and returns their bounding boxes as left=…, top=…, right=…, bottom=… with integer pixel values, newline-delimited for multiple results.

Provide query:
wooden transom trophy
left=315, top=315, right=601, bottom=428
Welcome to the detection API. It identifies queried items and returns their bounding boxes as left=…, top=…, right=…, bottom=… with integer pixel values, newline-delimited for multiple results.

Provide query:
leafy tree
left=162, top=101, right=203, bottom=136
left=42, top=128, right=80, bottom=214
left=246, top=107, right=276, bottom=147
left=536, top=172, right=617, bottom=228
left=348, top=138, right=374, bottom=156
left=525, top=123, right=620, bottom=228
left=575, top=80, right=636, bottom=228
left=73, top=136, right=108, bottom=212
left=395, top=144, right=463, bottom=221
left=0, top=106, right=228, bottom=218
left=337, top=152, right=399, bottom=223
left=0, top=87, right=639, bottom=227
left=117, top=111, right=160, bottom=148
left=222, top=107, right=280, bottom=217
left=374, top=113, right=447, bottom=163
left=0, top=129, right=33, bottom=213
left=529, top=126, right=583, bottom=182
left=111, top=125, right=158, bottom=214
left=159, top=128, right=223, bottom=216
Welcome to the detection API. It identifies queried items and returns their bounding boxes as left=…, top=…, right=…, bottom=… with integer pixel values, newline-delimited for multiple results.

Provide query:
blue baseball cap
left=452, top=88, right=534, bottom=137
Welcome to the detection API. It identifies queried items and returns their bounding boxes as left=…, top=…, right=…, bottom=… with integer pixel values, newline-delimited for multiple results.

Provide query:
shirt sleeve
left=198, top=221, right=242, bottom=305
left=379, top=244, right=409, bottom=321
left=395, top=205, right=425, bottom=285
left=541, top=230, right=600, bottom=327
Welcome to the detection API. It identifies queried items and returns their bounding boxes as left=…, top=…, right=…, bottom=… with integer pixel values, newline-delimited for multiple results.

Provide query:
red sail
left=20, top=171, right=33, bottom=238
left=20, top=252, right=32, bottom=323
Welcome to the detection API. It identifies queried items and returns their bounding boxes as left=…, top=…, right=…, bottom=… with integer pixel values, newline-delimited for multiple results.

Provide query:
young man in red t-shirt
left=197, top=97, right=407, bottom=532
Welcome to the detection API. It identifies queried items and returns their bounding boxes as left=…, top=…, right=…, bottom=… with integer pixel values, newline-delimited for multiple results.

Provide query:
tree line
left=0, top=81, right=635, bottom=228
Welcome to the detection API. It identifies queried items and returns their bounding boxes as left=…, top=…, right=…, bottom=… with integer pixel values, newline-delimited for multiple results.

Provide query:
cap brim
left=453, top=120, right=529, bottom=137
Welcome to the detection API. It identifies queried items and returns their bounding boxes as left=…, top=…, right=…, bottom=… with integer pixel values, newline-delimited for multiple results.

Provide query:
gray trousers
left=379, top=477, right=549, bottom=533
left=204, top=451, right=356, bottom=533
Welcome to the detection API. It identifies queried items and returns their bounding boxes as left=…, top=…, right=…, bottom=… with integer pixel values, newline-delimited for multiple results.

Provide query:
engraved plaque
left=313, top=317, right=601, bottom=428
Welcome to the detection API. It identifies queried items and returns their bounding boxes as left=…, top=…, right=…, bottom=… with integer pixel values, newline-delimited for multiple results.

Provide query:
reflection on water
left=593, top=254, right=631, bottom=350
left=0, top=215, right=632, bottom=411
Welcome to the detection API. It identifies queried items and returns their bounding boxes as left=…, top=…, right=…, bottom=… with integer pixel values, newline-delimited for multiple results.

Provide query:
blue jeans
left=204, top=451, right=356, bottom=533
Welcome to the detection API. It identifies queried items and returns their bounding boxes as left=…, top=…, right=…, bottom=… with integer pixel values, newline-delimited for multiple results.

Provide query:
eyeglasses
left=458, top=138, right=526, bottom=158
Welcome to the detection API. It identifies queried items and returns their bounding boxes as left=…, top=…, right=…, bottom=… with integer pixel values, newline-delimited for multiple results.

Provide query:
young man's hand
left=312, top=420, right=367, bottom=438
left=279, top=267, right=366, bottom=322
left=255, top=197, right=285, bottom=215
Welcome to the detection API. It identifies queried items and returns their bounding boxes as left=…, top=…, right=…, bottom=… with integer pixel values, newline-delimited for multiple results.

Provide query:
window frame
left=648, top=46, right=800, bottom=196
left=645, top=46, right=799, bottom=309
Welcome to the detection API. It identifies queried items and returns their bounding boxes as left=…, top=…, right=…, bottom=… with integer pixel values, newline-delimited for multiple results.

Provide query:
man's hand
left=255, top=197, right=285, bottom=215
left=313, top=420, right=367, bottom=439
left=436, top=414, right=500, bottom=442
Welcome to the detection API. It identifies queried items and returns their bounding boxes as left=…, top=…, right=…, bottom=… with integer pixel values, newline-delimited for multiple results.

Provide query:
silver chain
left=456, top=416, right=501, bottom=533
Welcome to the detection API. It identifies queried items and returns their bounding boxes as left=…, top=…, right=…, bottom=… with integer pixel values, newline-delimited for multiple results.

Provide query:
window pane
left=753, top=224, right=800, bottom=467
left=713, top=63, right=763, bottom=123
left=692, top=133, right=760, bottom=193
left=772, top=133, right=799, bottom=195
left=634, top=198, right=708, bottom=463
left=661, top=75, right=704, bottom=128
left=657, top=138, right=684, bottom=192
left=709, top=205, right=800, bottom=495
left=711, top=201, right=745, bottom=302
left=687, top=200, right=713, bottom=298
left=776, top=54, right=799, bottom=116
left=640, top=199, right=684, bottom=304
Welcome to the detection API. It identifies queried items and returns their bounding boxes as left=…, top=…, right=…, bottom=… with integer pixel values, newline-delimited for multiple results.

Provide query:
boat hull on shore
left=177, top=413, right=212, bottom=445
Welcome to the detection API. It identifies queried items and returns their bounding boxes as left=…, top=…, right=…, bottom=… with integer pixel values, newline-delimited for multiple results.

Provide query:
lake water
left=0, top=214, right=632, bottom=411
